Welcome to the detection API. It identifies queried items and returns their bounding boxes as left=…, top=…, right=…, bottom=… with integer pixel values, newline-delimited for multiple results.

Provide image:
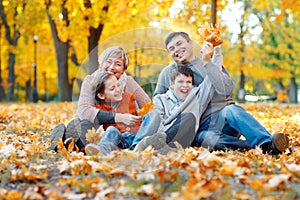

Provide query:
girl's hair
left=98, top=46, right=129, bottom=70
left=94, top=72, right=114, bottom=102
left=170, top=65, right=194, bottom=85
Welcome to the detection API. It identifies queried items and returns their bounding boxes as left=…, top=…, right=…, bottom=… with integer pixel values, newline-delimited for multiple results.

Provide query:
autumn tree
left=0, top=0, right=24, bottom=101
left=253, top=0, right=300, bottom=103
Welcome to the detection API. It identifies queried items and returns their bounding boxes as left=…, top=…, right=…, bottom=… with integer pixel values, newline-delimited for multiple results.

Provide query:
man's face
left=166, top=35, right=194, bottom=63
left=102, top=57, right=125, bottom=79
left=171, top=73, right=193, bottom=100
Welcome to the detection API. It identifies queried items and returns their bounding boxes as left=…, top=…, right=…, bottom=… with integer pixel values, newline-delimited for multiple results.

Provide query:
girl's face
left=102, top=57, right=125, bottom=79
left=171, top=73, right=193, bottom=100
left=98, top=76, right=123, bottom=103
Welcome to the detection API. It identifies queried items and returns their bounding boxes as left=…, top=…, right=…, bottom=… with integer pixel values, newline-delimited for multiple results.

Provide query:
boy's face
left=166, top=35, right=194, bottom=64
left=98, top=76, right=123, bottom=103
left=102, top=57, right=125, bottom=79
left=171, top=73, right=193, bottom=100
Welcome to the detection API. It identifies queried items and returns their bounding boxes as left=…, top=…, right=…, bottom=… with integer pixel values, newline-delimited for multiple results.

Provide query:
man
left=154, top=31, right=289, bottom=155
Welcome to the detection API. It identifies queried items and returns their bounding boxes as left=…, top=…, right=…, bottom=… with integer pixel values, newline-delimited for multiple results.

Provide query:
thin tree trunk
left=6, top=52, right=15, bottom=101
left=289, top=73, right=297, bottom=103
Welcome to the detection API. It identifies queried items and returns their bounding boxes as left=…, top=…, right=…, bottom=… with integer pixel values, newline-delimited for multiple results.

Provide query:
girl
left=84, top=72, right=161, bottom=155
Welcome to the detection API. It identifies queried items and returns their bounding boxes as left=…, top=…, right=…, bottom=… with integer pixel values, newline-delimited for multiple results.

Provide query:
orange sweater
left=95, top=92, right=141, bottom=133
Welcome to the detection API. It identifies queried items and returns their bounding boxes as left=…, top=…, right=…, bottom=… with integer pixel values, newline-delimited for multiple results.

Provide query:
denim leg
left=131, top=110, right=161, bottom=147
left=165, top=113, right=197, bottom=148
left=192, top=115, right=251, bottom=150
left=98, top=126, right=123, bottom=152
left=220, top=104, right=272, bottom=148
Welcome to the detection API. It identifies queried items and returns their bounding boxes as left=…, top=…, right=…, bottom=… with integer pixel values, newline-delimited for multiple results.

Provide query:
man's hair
left=165, top=32, right=191, bottom=48
left=98, top=46, right=129, bottom=70
left=94, top=72, right=114, bottom=102
left=170, top=65, right=194, bottom=84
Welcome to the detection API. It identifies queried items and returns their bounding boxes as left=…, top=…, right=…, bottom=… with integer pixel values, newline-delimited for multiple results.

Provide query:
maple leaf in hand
left=198, top=23, right=223, bottom=47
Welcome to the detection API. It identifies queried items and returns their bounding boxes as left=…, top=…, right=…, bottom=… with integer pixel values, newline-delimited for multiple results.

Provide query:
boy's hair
left=94, top=72, right=114, bottom=102
left=98, top=46, right=129, bottom=70
left=165, top=32, right=191, bottom=48
left=170, top=65, right=194, bottom=84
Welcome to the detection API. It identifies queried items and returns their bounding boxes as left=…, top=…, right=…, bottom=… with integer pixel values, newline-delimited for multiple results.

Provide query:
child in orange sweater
left=85, top=72, right=161, bottom=155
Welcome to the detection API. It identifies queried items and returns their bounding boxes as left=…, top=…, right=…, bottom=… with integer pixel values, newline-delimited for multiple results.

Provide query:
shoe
left=134, top=132, right=178, bottom=155
left=65, top=118, right=82, bottom=145
left=133, top=132, right=167, bottom=152
left=263, top=133, right=289, bottom=155
left=50, top=124, right=66, bottom=151
left=85, top=144, right=109, bottom=156
left=64, top=137, right=77, bottom=151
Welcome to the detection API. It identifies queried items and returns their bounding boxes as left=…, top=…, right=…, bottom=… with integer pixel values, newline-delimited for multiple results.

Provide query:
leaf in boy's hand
left=198, top=23, right=223, bottom=47
left=137, top=102, right=154, bottom=116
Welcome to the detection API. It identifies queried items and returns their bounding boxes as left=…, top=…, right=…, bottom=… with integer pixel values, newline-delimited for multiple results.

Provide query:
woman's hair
left=170, top=65, right=194, bottom=85
left=94, top=72, right=114, bottom=102
left=98, top=46, right=129, bottom=70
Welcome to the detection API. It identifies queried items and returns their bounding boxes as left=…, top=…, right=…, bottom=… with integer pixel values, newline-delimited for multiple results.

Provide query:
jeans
left=165, top=113, right=196, bottom=148
left=98, top=110, right=161, bottom=152
left=192, top=104, right=272, bottom=151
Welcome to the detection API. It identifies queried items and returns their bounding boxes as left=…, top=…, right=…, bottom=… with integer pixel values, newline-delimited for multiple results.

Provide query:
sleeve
left=152, top=95, right=166, bottom=132
left=203, top=60, right=234, bottom=96
left=76, top=75, right=99, bottom=122
left=125, top=76, right=151, bottom=108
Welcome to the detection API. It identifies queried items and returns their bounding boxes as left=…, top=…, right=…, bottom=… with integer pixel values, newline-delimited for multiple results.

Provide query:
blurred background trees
left=0, top=0, right=299, bottom=103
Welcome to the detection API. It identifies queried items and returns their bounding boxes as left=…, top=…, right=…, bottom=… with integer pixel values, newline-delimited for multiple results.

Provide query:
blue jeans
left=98, top=110, right=161, bottom=152
left=192, top=104, right=272, bottom=151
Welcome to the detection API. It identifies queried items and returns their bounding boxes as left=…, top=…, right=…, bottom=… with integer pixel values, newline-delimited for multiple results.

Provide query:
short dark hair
left=165, top=32, right=191, bottom=48
left=170, top=65, right=194, bottom=84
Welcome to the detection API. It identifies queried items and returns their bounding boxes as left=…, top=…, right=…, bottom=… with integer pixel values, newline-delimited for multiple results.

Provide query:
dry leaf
left=137, top=102, right=154, bottom=116
left=198, top=23, right=223, bottom=47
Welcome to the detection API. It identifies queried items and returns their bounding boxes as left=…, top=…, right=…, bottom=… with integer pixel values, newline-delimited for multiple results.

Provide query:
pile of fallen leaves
left=0, top=102, right=300, bottom=199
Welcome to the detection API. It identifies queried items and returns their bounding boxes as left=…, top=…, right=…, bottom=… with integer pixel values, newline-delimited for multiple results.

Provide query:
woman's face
left=102, top=57, right=125, bottom=79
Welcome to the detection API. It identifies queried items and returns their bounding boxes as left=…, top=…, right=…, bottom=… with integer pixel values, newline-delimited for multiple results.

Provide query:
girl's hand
left=115, top=113, right=141, bottom=126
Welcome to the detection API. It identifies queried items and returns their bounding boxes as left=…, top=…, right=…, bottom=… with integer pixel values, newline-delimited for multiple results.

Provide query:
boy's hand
left=115, top=113, right=141, bottom=126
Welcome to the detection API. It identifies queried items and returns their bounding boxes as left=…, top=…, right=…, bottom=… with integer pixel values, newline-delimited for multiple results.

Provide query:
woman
left=50, top=46, right=151, bottom=152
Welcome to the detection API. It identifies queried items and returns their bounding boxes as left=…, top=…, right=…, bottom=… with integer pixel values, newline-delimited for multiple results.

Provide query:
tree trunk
left=289, top=74, right=298, bottom=103
left=211, top=0, right=217, bottom=25
left=6, top=52, right=15, bottom=101
left=87, top=19, right=106, bottom=74
left=46, top=3, right=72, bottom=101
left=55, top=40, right=72, bottom=101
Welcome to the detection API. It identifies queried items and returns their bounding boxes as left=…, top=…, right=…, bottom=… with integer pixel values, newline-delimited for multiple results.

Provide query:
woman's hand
left=115, top=113, right=141, bottom=126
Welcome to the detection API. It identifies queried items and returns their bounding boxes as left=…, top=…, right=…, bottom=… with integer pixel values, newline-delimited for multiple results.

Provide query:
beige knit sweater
left=76, top=73, right=151, bottom=123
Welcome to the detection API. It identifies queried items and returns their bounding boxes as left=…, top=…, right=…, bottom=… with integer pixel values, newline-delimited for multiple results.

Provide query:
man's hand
left=115, top=113, right=141, bottom=126
left=200, top=42, right=214, bottom=63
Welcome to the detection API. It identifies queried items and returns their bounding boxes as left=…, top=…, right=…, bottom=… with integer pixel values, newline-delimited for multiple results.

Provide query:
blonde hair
left=98, top=46, right=129, bottom=70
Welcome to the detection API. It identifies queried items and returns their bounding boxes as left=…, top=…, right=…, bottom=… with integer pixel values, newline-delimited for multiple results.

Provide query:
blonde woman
left=50, top=46, right=151, bottom=152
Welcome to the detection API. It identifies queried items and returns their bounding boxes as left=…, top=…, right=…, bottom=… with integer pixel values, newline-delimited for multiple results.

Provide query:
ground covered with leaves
left=0, top=102, right=300, bottom=200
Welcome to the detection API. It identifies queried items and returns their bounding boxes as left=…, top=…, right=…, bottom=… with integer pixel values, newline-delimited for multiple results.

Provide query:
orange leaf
left=137, top=102, right=154, bottom=116
left=198, top=23, right=223, bottom=47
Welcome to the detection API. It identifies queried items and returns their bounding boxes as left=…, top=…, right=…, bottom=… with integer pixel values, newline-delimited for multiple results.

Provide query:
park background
left=0, top=0, right=299, bottom=103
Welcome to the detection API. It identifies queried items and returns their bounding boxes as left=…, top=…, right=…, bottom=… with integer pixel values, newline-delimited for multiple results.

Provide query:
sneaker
left=50, top=124, right=66, bottom=151
left=64, top=137, right=77, bottom=151
left=263, top=133, right=289, bottom=155
left=65, top=118, right=82, bottom=143
left=134, top=132, right=178, bottom=155
left=133, top=132, right=167, bottom=152
left=85, top=144, right=109, bottom=156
